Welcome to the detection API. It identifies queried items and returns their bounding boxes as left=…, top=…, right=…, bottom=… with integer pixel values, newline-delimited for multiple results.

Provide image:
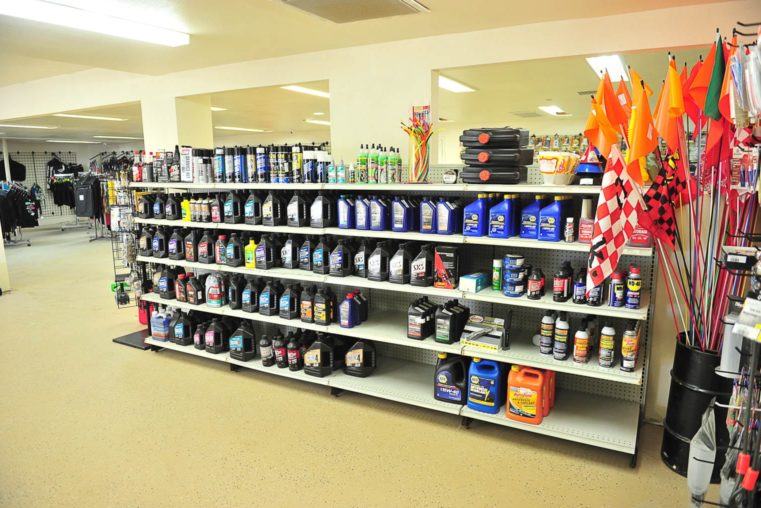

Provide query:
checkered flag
left=587, top=145, right=644, bottom=291
left=638, top=162, right=677, bottom=249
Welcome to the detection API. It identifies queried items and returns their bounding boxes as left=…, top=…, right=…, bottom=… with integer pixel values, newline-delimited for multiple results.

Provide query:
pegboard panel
left=375, top=342, right=439, bottom=366
left=556, top=372, right=642, bottom=403
left=0, top=151, right=79, bottom=217
left=427, top=164, right=543, bottom=185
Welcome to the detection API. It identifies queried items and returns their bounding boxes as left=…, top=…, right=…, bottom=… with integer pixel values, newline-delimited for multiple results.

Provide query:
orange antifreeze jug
left=507, top=365, right=545, bottom=425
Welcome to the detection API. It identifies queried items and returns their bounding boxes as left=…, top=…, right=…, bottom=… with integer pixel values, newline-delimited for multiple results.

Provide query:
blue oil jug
left=488, top=194, right=518, bottom=238
left=339, top=293, right=360, bottom=328
left=391, top=196, right=412, bottom=232
left=467, top=358, right=506, bottom=414
left=538, top=196, right=563, bottom=242
left=463, top=194, right=488, bottom=237
left=370, top=195, right=389, bottom=231
left=419, top=196, right=437, bottom=234
left=436, top=198, right=459, bottom=235
left=355, top=195, right=371, bottom=230
left=338, top=195, right=355, bottom=229
left=520, top=195, right=544, bottom=239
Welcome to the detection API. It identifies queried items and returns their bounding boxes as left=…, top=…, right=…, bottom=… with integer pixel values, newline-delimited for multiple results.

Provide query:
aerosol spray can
left=573, top=319, right=591, bottom=364
left=624, top=265, right=641, bottom=309
left=620, top=320, right=640, bottom=372
left=572, top=268, right=587, bottom=304
left=608, top=271, right=625, bottom=307
left=552, top=311, right=570, bottom=361
left=598, top=323, right=616, bottom=368
left=539, top=310, right=555, bottom=355
left=492, top=259, right=502, bottom=291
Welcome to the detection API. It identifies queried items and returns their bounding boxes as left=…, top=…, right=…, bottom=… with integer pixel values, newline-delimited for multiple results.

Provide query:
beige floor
left=0, top=223, right=697, bottom=507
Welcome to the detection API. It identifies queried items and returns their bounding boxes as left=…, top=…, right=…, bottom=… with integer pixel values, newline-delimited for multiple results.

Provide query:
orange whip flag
left=601, top=71, right=629, bottom=134
left=626, top=81, right=658, bottom=186
left=584, top=96, right=619, bottom=159
left=689, top=35, right=718, bottom=110
left=682, top=59, right=703, bottom=140
left=617, top=80, right=632, bottom=119
left=629, top=67, right=653, bottom=97
left=654, top=58, right=686, bottom=154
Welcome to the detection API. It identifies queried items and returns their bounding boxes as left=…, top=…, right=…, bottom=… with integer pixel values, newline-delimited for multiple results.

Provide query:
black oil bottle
left=244, top=191, right=263, bottom=225
left=242, top=277, right=261, bottom=313
left=312, top=237, right=332, bottom=275
left=389, top=242, right=413, bottom=284
left=262, top=191, right=286, bottom=226
left=329, top=239, right=353, bottom=277
left=193, top=322, right=207, bottom=350
left=224, top=191, right=243, bottom=224
left=299, top=236, right=314, bottom=271
left=313, top=289, right=335, bottom=325
left=204, top=318, right=229, bottom=354
left=170, top=311, right=194, bottom=346
left=229, top=321, right=256, bottom=362
left=158, top=266, right=178, bottom=299
left=410, top=244, right=434, bottom=286
left=255, top=234, right=276, bottom=269
left=367, top=241, right=391, bottom=282
left=168, top=228, right=185, bottom=260
left=210, top=193, right=224, bottom=223
left=281, top=234, right=299, bottom=269
left=259, top=281, right=281, bottom=316
left=138, top=194, right=154, bottom=218
left=186, top=275, right=205, bottom=305
left=353, top=240, right=372, bottom=278
left=527, top=268, right=545, bottom=300
left=228, top=275, right=246, bottom=310
left=273, top=331, right=288, bottom=368
left=310, top=192, right=334, bottom=228
left=300, top=285, right=316, bottom=323
left=434, top=353, right=469, bottom=404
left=152, top=227, right=168, bottom=258
left=165, top=194, right=181, bottom=220
left=226, top=233, right=244, bottom=267
left=287, top=332, right=303, bottom=371
left=304, top=334, right=336, bottom=377
left=344, top=339, right=377, bottom=377
left=198, top=230, right=215, bottom=264
left=352, top=289, right=368, bottom=322
left=184, top=229, right=200, bottom=262
left=259, top=334, right=275, bottom=367
left=153, top=194, right=166, bottom=219
left=279, top=285, right=300, bottom=320
left=139, top=227, right=154, bottom=256
left=287, top=192, right=309, bottom=227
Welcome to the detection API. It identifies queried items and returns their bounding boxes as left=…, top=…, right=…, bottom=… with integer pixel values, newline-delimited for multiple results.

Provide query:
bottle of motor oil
left=242, top=277, right=260, bottom=313
left=367, top=241, right=390, bottom=281
left=353, top=240, right=371, bottom=277
left=435, top=303, right=458, bottom=344
left=370, top=195, right=389, bottom=231
left=205, top=273, right=226, bottom=307
left=165, top=194, right=182, bottom=220
left=204, top=318, right=229, bottom=354
left=463, top=194, right=489, bottom=237
left=287, top=192, right=308, bottom=227
left=153, top=194, right=166, bottom=219
left=520, top=195, right=544, bottom=239
left=538, top=197, right=564, bottom=242
left=409, top=244, right=434, bottom=286
left=158, top=266, right=178, bottom=299
left=225, top=233, right=243, bottom=267
left=260, top=334, right=275, bottom=367
left=310, top=192, right=334, bottom=228
left=304, top=335, right=336, bottom=378
left=389, top=242, right=412, bottom=284
left=299, top=236, right=314, bottom=271
left=552, top=311, right=570, bottom=360
left=186, top=276, right=205, bottom=305
left=228, top=275, right=245, bottom=310
left=337, top=195, right=355, bottom=229
left=587, top=283, right=604, bottom=307
left=407, top=297, right=434, bottom=340
left=287, top=333, right=303, bottom=371
left=273, top=332, right=288, bottom=368
left=262, top=191, right=285, bottom=226
left=355, top=195, right=371, bottom=230
left=625, top=265, right=641, bottom=309
left=620, top=320, right=640, bottom=372
left=300, top=285, right=315, bottom=323
left=200, top=195, right=212, bottom=222
left=181, top=196, right=191, bottom=221
left=527, top=268, right=545, bottom=300
left=539, top=310, right=555, bottom=355
left=352, top=289, right=368, bottom=322
left=175, top=274, right=187, bottom=302
left=598, top=323, right=617, bottom=368
left=138, top=228, right=154, bottom=256
left=488, top=194, right=516, bottom=238
left=243, top=238, right=257, bottom=269
left=280, top=234, right=298, bottom=269
left=244, top=191, right=262, bottom=225
left=193, top=322, right=207, bottom=350
left=138, top=194, right=155, bottom=218
left=419, top=196, right=437, bottom=234
left=339, top=293, right=360, bottom=328
left=467, top=358, right=506, bottom=414
left=329, top=239, right=352, bottom=277
left=608, top=271, right=626, bottom=307
left=437, top=198, right=460, bottom=235
left=573, top=325, right=591, bottom=364
left=255, top=234, right=277, bottom=269
left=391, top=196, right=411, bottom=232
left=259, top=281, right=279, bottom=316
left=152, top=227, right=168, bottom=258
left=223, top=191, right=243, bottom=224
left=171, top=311, right=194, bottom=346
left=168, top=228, right=185, bottom=260
left=279, top=285, right=300, bottom=319
left=434, top=353, right=468, bottom=404
left=209, top=194, right=223, bottom=223
left=184, top=229, right=199, bottom=262
left=344, top=340, right=376, bottom=377
left=572, top=268, right=587, bottom=304
left=313, top=289, right=332, bottom=325
left=552, top=263, right=572, bottom=302
left=150, top=309, right=171, bottom=340
left=310, top=237, right=329, bottom=275
left=229, top=321, right=256, bottom=362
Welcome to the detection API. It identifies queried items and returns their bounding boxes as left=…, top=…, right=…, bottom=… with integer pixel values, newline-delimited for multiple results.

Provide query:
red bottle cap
left=477, top=151, right=490, bottom=163
left=479, top=169, right=491, bottom=181
left=737, top=452, right=751, bottom=474
left=346, top=293, right=354, bottom=299
left=629, top=265, right=640, bottom=274
left=478, top=133, right=491, bottom=145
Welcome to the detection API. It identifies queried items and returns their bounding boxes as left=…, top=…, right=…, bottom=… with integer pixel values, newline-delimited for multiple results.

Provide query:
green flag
left=704, top=34, right=725, bottom=121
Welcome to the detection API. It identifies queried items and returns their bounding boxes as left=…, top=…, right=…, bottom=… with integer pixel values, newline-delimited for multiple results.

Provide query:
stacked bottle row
left=149, top=306, right=377, bottom=377
left=139, top=225, right=460, bottom=289
left=152, top=263, right=369, bottom=328
left=533, top=311, right=641, bottom=371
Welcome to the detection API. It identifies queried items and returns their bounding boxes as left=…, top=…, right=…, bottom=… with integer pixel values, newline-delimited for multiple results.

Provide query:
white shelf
left=323, top=183, right=462, bottom=193
left=461, top=389, right=639, bottom=454
left=144, top=340, right=636, bottom=452
left=134, top=217, right=652, bottom=257
left=466, top=184, right=600, bottom=195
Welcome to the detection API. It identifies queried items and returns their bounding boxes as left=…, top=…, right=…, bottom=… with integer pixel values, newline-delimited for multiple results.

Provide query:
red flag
left=689, top=37, right=718, bottom=110
left=682, top=60, right=703, bottom=140
left=587, top=145, right=644, bottom=291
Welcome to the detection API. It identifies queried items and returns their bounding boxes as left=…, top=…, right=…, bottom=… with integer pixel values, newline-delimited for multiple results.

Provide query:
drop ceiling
left=0, top=0, right=733, bottom=86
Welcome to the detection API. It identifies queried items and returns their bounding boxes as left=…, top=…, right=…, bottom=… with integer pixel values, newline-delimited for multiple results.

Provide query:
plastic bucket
left=661, top=338, right=733, bottom=483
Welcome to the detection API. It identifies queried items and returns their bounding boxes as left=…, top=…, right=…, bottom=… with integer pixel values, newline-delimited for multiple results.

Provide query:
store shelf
left=461, top=389, right=639, bottom=454
left=462, top=236, right=652, bottom=257
left=227, top=356, right=332, bottom=386
left=324, top=275, right=462, bottom=298
left=323, top=227, right=464, bottom=244
left=144, top=337, right=228, bottom=363
left=465, top=184, right=601, bottom=195
left=323, top=183, right=462, bottom=193
left=462, top=288, right=649, bottom=321
left=460, top=335, right=643, bottom=385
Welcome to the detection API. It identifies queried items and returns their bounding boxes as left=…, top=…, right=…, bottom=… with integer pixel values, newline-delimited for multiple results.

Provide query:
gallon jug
left=389, top=242, right=412, bottom=284
left=329, top=239, right=352, bottom=277
left=168, top=228, right=185, bottom=260
left=193, top=322, right=207, bottom=350
left=520, top=195, right=544, bottom=239
left=214, top=234, right=228, bottom=265
left=339, top=293, right=360, bottom=328
left=259, top=281, right=281, bottom=316
left=175, top=274, right=187, bottom=302
left=153, top=194, right=166, bottom=219
left=150, top=310, right=171, bottom=341
left=223, top=191, right=243, bottom=224
left=170, top=312, right=194, bottom=346
left=353, top=240, right=371, bottom=277
left=369, top=195, right=389, bottom=231
left=313, top=289, right=335, bottom=325
left=210, top=194, right=223, bottom=223
left=281, top=234, right=298, bottom=269
left=463, top=194, right=488, bottom=237
left=367, top=241, right=390, bottom=281
left=184, top=229, right=200, bottom=262
left=507, top=366, right=545, bottom=425
left=310, top=192, right=334, bottom=228
left=436, top=198, right=459, bottom=235
left=255, top=235, right=277, bottom=269
left=300, top=286, right=316, bottom=323
left=391, top=196, right=413, bottom=233
left=262, top=191, right=285, bottom=226
left=137, top=195, right=154, bottom=218
left=244, top=191, right=263, bottom=225
left=344, top=340, right=376, bottom=377
left=158, top=266, right=178, bottom=299
left=287, top=192, right=309, bottom=227
left=229, top=321, right=256, bottom=361
left=138, top=228, right=154, bottom=256
left=304, top=335, right=344, bottom=377
left=279, top=285, right=300, bottom=320
left=410, top=244, right=434, bottom=286
left=299, top=237, right=314, bottom=271
left=242, top=278, right=261, bottom=313
left=198, top=230, right=215, bottom=264
left=206, top=273, right=227, bottom=307
left=186, top=276, right=205, bottom=305
left=538, top=197, right=563, bottom=241
left=228, top=275, right=245, bottom=310
left=352, top=289, right=368, bottom=322
left=337, top=195, right=355, bottom=229
left=488, top=194, right=518, bottom=238
left=225, top=233, right=244, bottom=267
left=152, top=227, right=168, bottom=258
left=165, top=194, right=182, bottom=220
left=434, top=353, right=469, bottom=404
left=467, top=358, right=506, bottom=414
left=355, top=195, right=371, bottom=230
left=204, top=318, right=229, bottom=354
left=244, top=238, right=257, bottom=269
left=312, top=237, right=331, bottom=275
left=419, top=196, right=437, bottom=234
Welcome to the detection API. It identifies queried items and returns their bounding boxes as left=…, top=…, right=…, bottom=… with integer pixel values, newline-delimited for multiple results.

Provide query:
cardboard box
left=459, top=272, right=489, bottom=293
left=434, top=245, right=458, bottom=289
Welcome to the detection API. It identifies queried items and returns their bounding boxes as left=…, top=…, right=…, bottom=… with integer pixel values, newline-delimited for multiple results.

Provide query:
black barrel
left=661, top=338, right=733, bottom=483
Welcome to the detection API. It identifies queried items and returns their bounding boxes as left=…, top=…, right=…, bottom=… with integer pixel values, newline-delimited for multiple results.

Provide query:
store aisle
left=1, top=224, right=690, bottom=507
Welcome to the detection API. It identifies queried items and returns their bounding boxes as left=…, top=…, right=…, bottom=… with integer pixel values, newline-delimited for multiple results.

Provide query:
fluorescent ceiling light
left=215, top=126, right=264, bottom=133
left=0, top=123, right=57, bottom=129
left=586, top=55, right=629, bottom=82
left=281, top=85, right=330, bottom=98
left=305, top=119, right=331, bottom=126
left=0, top=0, right=190, bottom=47
left=46, top=139, right=100, bottom=144
left=313, top=112, right=325, bottom=116
left=538, top=105, right=571, bottom=116
left=438, top=75, right=476, bottom=93
left=53, top=113, right=126, bottom=121
left=210, top=107, right=227, bottom=112
left=93, top=135, right=143, bottom=140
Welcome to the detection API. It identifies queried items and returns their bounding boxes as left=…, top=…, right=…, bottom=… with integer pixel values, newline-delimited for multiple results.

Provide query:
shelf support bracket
left=229, top=364, right=240, bottom=372
left=460, top=416, right=473, bottom=430
left=330, top=387, right=344, bottom=397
